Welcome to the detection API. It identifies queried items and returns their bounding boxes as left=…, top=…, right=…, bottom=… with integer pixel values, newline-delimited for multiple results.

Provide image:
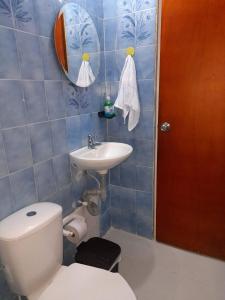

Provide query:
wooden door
left=156, top=0, right=225, bottom=260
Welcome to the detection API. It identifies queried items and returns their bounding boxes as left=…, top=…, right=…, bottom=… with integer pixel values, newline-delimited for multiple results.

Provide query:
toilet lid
left=38, top=263, right=136, bottom=300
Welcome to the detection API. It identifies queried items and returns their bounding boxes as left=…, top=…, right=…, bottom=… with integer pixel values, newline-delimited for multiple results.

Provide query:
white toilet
left=0, top=202, right=136, bottom=300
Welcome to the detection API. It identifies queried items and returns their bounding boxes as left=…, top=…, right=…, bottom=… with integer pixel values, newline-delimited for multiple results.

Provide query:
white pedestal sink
left=70, top=142, right=133, bottom=175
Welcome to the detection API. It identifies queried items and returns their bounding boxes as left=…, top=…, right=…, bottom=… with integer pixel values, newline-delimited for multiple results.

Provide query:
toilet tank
left=0, top=202, right=63, bottom=297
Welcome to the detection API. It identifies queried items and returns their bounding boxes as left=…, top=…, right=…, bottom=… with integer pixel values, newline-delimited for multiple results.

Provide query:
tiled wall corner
left=103, top=0, right=158, bottom=239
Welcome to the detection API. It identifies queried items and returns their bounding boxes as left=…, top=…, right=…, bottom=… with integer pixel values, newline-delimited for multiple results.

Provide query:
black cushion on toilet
left=75, top=237, right=121, bottom=272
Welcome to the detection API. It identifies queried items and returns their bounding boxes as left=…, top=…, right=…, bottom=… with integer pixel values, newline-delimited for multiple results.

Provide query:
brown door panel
left=157, top=0, right=225, bottom=260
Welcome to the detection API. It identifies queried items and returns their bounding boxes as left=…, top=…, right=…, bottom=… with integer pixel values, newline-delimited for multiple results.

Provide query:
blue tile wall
left=0, top=0, right=157, bottom=295
left=16, top=31, right=44, bottom=80
left=10, top=167, right=36, bottom=211
left=0, top=27, right=20, bottom=78
left=0, top=0, right=105, bottom=297
left=103, top=0, right=158, bottom=238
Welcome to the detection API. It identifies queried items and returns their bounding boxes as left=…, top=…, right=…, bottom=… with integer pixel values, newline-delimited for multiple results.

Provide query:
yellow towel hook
left=126, top=47, right=135, bottom=57
left=82, top=53, right=90, bottom=61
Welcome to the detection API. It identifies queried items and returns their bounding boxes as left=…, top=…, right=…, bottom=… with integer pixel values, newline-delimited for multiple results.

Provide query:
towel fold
left=114, top=55, right=140, bottom=131
left=76, top=61, right=95, bottom=88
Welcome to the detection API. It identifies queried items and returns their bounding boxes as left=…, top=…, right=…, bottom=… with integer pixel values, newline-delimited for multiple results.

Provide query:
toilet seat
left=36, top=263, right=136, bottom=300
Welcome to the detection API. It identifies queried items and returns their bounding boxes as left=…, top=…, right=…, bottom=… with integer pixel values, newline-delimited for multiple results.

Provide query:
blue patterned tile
left=136, top=0, right=157, bottom=10
left=118, top=0, right=136, bottom=15
left=39, top=37, right=62, bottom=80
left=117, top=14, right=135, bottom=49
left=12, top=0, right=37, bottom=34
left=3, top=127, right=32, bottom=173
left=105, top=51, right=120, bottom=82
left=110, top=185, right=136, bottom=232
left=23, top=81, right=48, bottom=123
left=34, top=0, right=57, bottom=37
left=59, top=184, right=75, bottom=217
left=116, top=48, right=128, bottom=74
left=103, top=0, right=117, bottom=19
left=45, top=81, right=66, bottom=120
left=44, top=191, right=61, bottom=206
left=118, top=136, right=136, bottom=164
left=104, top=18, right=117, bottom=51
left=138, top=79, right=155, bottom=111
left=136, top=190, right=153, bottom=238
left=111, top=206, right=136, bottom=234
left=87, top=83, right=104, bottom=113
left=91, top=113, right=107, bottom=140
left=0, top=176, right=13, bottom=220
left=80, top=114, right=92, bottom=146
left=136, top=9, right=156, bottom=46
left=86, top=0, right=103, bottom=18
left=105, top=81, right=119, bottom=100
left=96, top=54, right=105, bottom=83
left=51, top=119, right=68, bottom=155
left=108, top=110, right=134, bottom=139
left=0, top=0, right=13, bottom=27
left=120, top=163, right=136, bottom=188
left=79, top=88, right=92, bottom=115
left=66, top=115, right=81, bottom=151
left=0, top=27, right=20, bottom=79
left=63, top=81, right=80, bottom=117
left=101, top=185, right=110, bottom=214
left=108, top=113, right=123, bottom=138
left=72, top=173, right=86, bottom=201
left=133, top=110, right=154, bottom=139
left=34, top=159, right=57, bottom=201
left=0, top=132, right=8, bottom=177
left=136, top=166, right=153, bottom=192
left=110, top=207, right=121, bottom=229
left=53, top=154, right=71, bottom=188
left=16, top=31, right=44, bottom=80
left=29, top=122, right=53, bottom=163
left=100, top=209, right=111, bottom=236
left=136, top=45, right=156, bottom=80
left=135, top=138, right=154, bottom=166
left=0, top=80, right=26, bottom=128
left=110, top=165, right=120, bottom=186
left=10, top=167, right=36, bottom=211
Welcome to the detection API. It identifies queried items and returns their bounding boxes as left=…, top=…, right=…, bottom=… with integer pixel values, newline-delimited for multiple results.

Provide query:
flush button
left=26, top=211, right=37, bottom=217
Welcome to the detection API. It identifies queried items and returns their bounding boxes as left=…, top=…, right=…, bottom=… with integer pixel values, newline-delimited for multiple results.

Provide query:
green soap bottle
left=104, top=96, right=114, bottom=118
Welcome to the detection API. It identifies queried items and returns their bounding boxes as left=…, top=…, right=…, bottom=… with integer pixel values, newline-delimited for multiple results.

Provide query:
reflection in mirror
left=54, top=3, right=100, bottom=86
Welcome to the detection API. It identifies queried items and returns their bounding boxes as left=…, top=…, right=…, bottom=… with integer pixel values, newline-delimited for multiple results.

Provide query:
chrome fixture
left=88, top=134, right=101, bottom=149
left=160, top=122, right=171, bottom=132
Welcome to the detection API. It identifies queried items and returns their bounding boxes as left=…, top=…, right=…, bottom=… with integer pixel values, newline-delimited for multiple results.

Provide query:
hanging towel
left=114, top=55, right=140, bottom=131
left=76, top=61, right=95, bottom=88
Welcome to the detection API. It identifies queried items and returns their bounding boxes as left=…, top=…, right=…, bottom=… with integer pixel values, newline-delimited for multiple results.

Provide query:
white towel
left=114, top=55, right=140, bottom=131
left=76, top=61, right=95, bottom=88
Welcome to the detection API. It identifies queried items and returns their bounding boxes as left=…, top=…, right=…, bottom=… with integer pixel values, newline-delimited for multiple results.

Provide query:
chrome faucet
left=88, top=134, right=101, bottom=149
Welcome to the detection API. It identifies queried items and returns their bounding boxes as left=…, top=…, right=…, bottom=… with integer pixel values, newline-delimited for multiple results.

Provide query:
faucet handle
left=88, top=134, right=93, bottom=147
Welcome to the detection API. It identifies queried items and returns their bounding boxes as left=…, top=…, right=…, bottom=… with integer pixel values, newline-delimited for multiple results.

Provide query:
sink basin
left=70, top=142, right=133, bottom=174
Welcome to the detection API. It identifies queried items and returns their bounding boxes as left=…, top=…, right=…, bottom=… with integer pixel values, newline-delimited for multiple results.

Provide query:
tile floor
left=105, top=228, right=225, bottom=300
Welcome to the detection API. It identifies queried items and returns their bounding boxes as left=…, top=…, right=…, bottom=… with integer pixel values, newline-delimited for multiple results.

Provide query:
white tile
left=105, top=228, right=225, bottom=300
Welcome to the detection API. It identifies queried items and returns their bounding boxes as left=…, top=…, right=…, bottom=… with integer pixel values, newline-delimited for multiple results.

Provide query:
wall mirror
left=54, top=3, right=100, bottom=86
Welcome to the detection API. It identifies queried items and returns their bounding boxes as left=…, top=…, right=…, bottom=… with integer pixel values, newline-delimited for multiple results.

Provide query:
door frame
left=153, top=0, right=162, bottom=239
